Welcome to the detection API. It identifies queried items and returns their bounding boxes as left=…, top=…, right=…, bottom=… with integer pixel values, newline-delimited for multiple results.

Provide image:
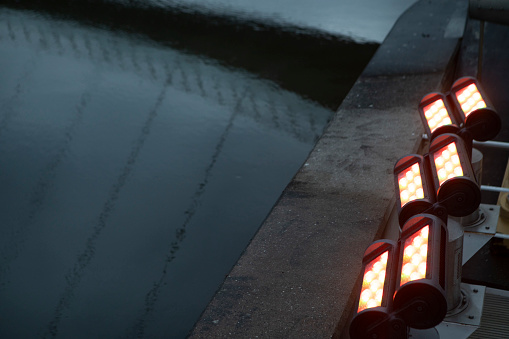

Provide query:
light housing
left=428, top=133, right=481, bottom=217
left=393, top=214, right=447, bottom=329
left=450, top=76, right=501, bottom=141
left=394, top=154, right=435, bottom=226
left=350, top=240, right=406, bottom=339
left=418, top=92, right=460, bottom=139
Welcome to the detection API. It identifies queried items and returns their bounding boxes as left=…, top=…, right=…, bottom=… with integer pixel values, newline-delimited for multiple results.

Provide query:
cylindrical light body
left=350, top=240, right=406, bottom=339
left=394, top=155, right=436, bottom=226
left=393, top=214, right=448, bottom=329
left=429, top=133, right=481, bottom=217
left=450, top=76, right=500, bottom=141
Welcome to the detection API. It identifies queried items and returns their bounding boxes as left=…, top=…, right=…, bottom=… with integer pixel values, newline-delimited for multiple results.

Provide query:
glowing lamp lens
left=358, top=251, right=388, bottom=312
left=422, top=98, right=452, bottom=133
left=433, top=142, right=463, bottom=186
left=400, top=226, right=429, bottom=286
left=454, top=83, right=486, bottom=117
left=398, top=162, right=424, bottom=207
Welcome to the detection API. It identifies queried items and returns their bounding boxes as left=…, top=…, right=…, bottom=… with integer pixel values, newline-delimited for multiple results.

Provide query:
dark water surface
left=0, top=2, right=377, bottom=338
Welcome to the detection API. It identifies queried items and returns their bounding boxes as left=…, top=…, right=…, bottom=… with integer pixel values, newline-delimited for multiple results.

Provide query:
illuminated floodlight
left=394, top=154, right=435, bottom=226
left=393, top=214, right=447, bottom=329
left=429, top=133, right=481, bottom=216
left=453, top=79, right=487, bottom=118
left=418, top=92, right=460, bottom=139
left=450, top=76, right=501, bottom=141
left=350, top=240, right=406, bottom=339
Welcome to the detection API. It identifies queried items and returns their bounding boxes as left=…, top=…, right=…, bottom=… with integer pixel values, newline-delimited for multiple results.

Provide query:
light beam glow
left=423, top=98, right=452, bottom=133
left=398, top=162, right=424, bottom=207
left=455, top=83, right=486, bottom=117
left=433, top=142, right=463, bottom=186
left=358, top=251, right=389, bottom=312
left=400, top=225, right=429, bottom=286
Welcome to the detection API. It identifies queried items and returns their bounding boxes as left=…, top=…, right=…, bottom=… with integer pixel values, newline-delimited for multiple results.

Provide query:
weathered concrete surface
left=190, top=0, right=468, bottom=337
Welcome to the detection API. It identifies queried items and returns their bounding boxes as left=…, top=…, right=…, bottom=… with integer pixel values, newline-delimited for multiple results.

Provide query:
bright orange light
left=398, top=162, right=424, bottom=207
left=400, top=225, right=429, bottom=286
left=358, top=251, right=389, bottom=312
left=433, top=142, right=463, bottom=186
left=455, top=83, right=486, bottom=117
left=423, top=98, right=452, bottom=133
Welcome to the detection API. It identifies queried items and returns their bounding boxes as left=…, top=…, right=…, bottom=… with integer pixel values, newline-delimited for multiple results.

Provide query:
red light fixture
left=450, top=76, right=501, bottom=141
left=428, top=133, right=481, bottom=216
left=350, top=240, right=407, bottom=339
left=393, top=214, right=447, bottom=329
left=418, top=92, right=460, bottom=139
left=394, top=155, right=436, bottom=226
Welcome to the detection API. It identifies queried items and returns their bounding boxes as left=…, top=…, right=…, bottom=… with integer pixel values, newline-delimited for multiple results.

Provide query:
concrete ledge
left=190, top=0, right=467, bottom=337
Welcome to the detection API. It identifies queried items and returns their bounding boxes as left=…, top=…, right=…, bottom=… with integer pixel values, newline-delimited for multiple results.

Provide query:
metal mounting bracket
left=462, top=204, right=499, bottom=264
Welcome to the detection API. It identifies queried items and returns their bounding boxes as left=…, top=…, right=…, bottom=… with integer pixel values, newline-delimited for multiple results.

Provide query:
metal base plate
left=435, top=283, right=485, bottom=339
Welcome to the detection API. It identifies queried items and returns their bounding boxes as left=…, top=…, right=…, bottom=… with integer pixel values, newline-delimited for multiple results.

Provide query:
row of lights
left=349, top=77, right=500, bottom=339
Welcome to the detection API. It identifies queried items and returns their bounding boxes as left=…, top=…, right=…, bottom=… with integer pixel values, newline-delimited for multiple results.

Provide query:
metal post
left=469, top=0, right=509, bottom=26
left=481, top=185, right=509, bottom=193
left=473, top=140, right=509, bottom=150
left=478, top=20, right=484, bottom=81
left=494, top=233, right=509, bottom=240
left=446, top=218, right=464, bottom=311
left=457, top=149, right=483, bottom=226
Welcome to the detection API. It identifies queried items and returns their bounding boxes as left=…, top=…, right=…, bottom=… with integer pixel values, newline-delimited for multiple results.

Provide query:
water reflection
left=1, top=0, right=378, bottom=110
left=0, top=3, right=375, bottom=338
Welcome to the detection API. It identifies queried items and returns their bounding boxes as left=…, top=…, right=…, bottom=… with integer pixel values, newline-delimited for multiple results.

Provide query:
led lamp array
left=398, top=163, right=424, bottom=207
left=454, top=83, right=486, bottom=117
left=400, top=226, right=428, bottom=286
left=358, top=251, right=388, bottom=312
left=433, top=142, right=463, bottom=186
left=423, top=99, right=451, bottom=133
